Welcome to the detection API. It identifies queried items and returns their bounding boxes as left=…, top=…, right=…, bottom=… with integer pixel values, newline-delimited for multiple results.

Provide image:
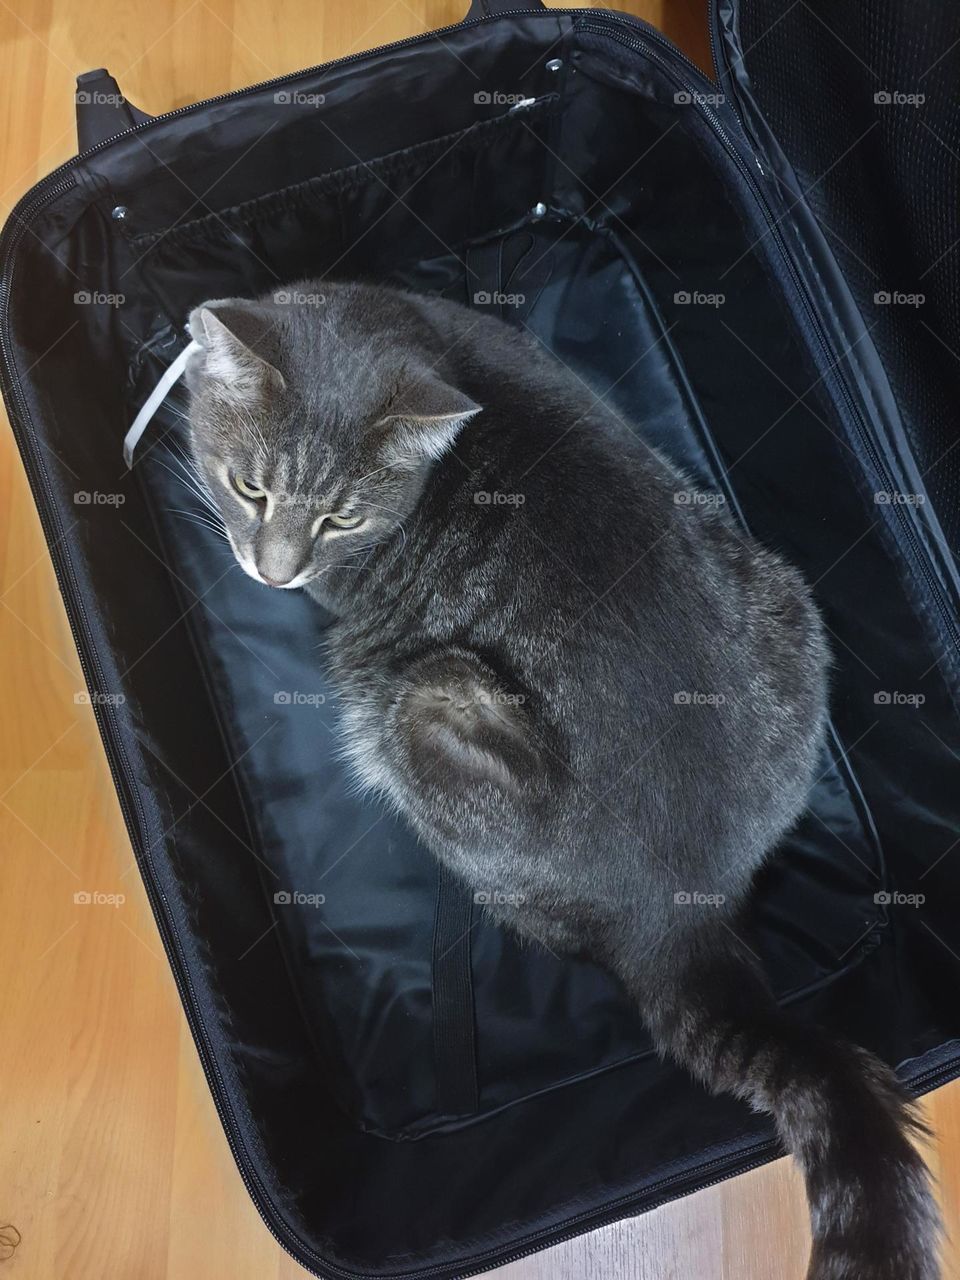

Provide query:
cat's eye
left=327, top=511, right=365, bottom=529
left=233, top=474, right=267, bottom=501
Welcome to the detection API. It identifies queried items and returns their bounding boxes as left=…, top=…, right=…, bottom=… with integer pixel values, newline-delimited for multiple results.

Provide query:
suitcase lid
left=717, top=0, right=960, bottom=556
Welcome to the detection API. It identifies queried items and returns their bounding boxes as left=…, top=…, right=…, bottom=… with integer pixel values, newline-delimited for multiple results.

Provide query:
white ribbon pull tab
left=123, top=338, right=201, bottom=469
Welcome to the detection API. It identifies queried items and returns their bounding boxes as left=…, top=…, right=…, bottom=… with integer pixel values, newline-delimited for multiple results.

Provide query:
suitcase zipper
left=577, top=16, right=960, bottom=665
left=472, top=1032, right=960, bottom=1276
left=2, top=11, right=960, bottom=1280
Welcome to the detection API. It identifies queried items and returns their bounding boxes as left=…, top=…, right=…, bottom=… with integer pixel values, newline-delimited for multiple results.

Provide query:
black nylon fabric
left=725, top=0, right=960, bottom=553
left=2, top=7, right=960, bottom=1278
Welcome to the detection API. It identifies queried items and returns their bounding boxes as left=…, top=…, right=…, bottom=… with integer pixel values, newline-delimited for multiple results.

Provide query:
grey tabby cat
left=184, top=280, right=939, bottom=1280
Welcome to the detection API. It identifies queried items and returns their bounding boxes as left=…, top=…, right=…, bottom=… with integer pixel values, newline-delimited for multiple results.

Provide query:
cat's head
left=184, top=286, right=480, bottom=589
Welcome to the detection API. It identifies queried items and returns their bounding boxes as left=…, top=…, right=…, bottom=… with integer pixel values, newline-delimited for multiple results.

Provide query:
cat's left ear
left=187, top=300, right=286, bottom=404
left=380, top=375, right=481, bottom=467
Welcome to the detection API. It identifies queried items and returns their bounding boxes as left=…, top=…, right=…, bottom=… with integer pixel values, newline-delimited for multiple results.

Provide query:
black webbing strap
left=431, top=863, right=479, bottom=1116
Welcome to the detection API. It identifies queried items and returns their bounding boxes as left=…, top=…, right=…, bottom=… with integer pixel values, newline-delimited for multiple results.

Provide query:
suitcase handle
left=75, top=69, right=152, bottom=151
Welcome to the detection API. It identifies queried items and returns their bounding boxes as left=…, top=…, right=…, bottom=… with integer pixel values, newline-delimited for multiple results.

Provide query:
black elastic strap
left=466, top=234, right=555, bottom=326
left=431, top=864, right=479, bottom=1116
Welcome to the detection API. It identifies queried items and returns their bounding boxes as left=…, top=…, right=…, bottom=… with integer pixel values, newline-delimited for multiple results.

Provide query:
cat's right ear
left=378, top=375, right=481, bottom=469
left=187, top=301, right=286, bottom=405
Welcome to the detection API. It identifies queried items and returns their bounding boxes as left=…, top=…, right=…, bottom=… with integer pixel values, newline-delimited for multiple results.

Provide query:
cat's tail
left=624, top=921, right=940, bottom=1280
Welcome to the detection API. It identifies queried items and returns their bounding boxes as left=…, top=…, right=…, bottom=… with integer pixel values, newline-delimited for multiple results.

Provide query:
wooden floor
left=0, top=2, right=957, bottom=1277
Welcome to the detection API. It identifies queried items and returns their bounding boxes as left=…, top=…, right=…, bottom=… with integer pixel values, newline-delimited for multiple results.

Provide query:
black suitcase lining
left=115, top=71, right=889, bottom=1141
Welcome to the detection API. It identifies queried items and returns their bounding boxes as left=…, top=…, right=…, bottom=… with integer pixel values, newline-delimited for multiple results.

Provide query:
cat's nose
left=254, top=528, right=310, bottom=587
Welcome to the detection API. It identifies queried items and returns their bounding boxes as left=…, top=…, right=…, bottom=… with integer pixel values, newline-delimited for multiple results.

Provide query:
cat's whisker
left=353, top=459, right=409, bottom=487
left=165, top=502, right=225, bottom=525
left=157, top=439, right=204, bottom=477
left=165, top=435, right=216, bottom=496
left=155, top=451, right=223, bottom=519
left=351, top=504, right=409, bottom=550
left=164, top=429, right=196, bottom=459
left=360, top=500, right=408, bottom=521
left=167, top=508, right=229, bottom=541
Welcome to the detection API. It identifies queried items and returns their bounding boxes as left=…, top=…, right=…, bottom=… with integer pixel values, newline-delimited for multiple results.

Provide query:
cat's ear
left=187, top=300, right=286, bottom=403
left=379, top=375, right=481, bottom=468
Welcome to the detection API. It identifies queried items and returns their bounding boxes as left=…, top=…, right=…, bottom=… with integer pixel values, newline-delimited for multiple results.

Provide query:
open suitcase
left=3, top=0, right=959, bottom=1274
